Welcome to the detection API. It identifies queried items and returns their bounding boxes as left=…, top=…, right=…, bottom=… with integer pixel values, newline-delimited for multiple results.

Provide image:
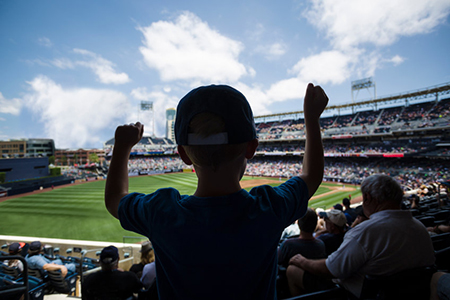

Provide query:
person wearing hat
left=129, top=241, right=155, bottom=279
left=25, top=241, right=77, bottom=278
left=82, top=246, right=142, bottom=300
left=105, top=83, right=329, bottom=299
left=286, top=175, right=435, bottom=298
left=315, top=209, right=347, bottom=256
left=3, top=242, right=25, bottom=272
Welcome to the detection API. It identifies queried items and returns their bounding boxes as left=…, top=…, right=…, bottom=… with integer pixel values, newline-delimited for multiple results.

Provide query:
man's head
left=342, top=198, right=351, bottom=208
left=333, top=203, right=343, bottom=211
left=175, top=85, right=258, bottom=171
left=319, top=209, right=347, bottom=233
left=361, top=174, right=403, bottom=217
left=297, top=208, right=318, bottom=234
left=100, top=246, right=119, bottom=271
left=9, top=242, right=21, bottom=255
left=28, top=241, right=42, bottom=255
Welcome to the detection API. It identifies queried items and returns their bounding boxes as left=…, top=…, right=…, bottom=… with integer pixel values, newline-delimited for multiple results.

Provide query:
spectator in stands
left=25, top=241, right=76, bottom=278
left=82, top=246, right=142, bottom=300
left=286, top=174, right=435, bottom=298
left=350, top=209, right=369, bottom=228
left=129, top=240, right=154, bottom=279
left=278, top=208, right=326, bottom=268
left=104, top=83, right=329, bottom=299
left=315, top=209, right=347, bottom=256
left=141, top=258, right=156, bottom=290
left=342, top=197, right=357, bottom=225
left=3, top=242, right=25, bottom=272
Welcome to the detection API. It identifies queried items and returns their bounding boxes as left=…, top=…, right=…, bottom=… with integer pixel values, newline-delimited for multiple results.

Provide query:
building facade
left=0, top=139, right=55, bottom=158
left=166, top=108, right=176, bottom=142
left=55, top=148, right=105, bottom=166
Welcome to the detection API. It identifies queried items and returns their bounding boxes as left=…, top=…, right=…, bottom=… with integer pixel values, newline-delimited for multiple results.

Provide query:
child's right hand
left=303, top=83, right=329, bottom=121
left=114, top=122, right=144, bottom=148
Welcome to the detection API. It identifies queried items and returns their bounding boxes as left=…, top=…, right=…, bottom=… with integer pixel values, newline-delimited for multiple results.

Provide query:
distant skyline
left=1, top=0, right=450, bottom=148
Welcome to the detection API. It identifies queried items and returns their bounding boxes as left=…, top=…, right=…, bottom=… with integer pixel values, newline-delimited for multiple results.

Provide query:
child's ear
left=245, top=139, right=259, bottom=159
left=178, top=145, right=193, bottom=165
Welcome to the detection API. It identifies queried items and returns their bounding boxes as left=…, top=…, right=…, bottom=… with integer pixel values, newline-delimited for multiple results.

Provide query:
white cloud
left=73, top=49, right=131, bottom=85
left=51, top=58, right=75, bottom=69
left=282, top=0, right=450, bottom=91
left=255, top=42, right=287, bottom=60
left=38, top=37, right=53, bottom=48
left=138, top=11, right=250, bottom=82
left=304, top=0, right=450, bottom=51
left=0, top=92, right=22, bottom=115
left=23, top=75, right=131, bottom=148
left=389, top=55, right=405, bottom=66
left=290, top=50, right=354, bottom=85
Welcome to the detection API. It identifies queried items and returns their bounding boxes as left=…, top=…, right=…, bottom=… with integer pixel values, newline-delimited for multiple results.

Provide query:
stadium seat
left=282, top=286, right=348, bottom=300
left=416, top=216, right=435, bottom=227
left=358, top=266, right=435, bottom=300
left=47, top=269, right=78, bottom=295
left=431, top=232, right=450, bottom=251
left=1, top=265, right=21, bottom=279
left=435, top=246, right=450, bottom=272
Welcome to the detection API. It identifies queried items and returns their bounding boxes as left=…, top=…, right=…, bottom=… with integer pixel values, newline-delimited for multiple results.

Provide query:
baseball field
left=0, top=173, right=361, bottom=242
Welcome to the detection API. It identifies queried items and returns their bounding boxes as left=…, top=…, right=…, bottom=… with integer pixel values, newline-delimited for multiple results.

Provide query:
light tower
left=351, top=77, right=377, bottom=113
left=139, top=101, right=155, bottom=136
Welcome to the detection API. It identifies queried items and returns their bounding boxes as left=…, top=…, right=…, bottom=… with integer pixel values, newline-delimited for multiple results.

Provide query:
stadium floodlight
left=138, top=101, right=155, bottom=136
left=351, top=77, right=377, bottom=104
left=140, top=101, right=153, bottom=111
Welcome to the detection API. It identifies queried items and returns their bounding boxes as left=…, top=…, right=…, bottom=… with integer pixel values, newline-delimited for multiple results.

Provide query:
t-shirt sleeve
left=118, top=188, right=181, bottom=238
left=250, top=176, right=309, bottom=227
left=325, top=232, right=367, bottom=279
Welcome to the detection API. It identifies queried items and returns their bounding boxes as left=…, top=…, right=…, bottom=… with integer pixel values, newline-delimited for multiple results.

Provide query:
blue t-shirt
left=26, top=255, right=77, bottom=273
left=119, top=176, right=309, bottom=300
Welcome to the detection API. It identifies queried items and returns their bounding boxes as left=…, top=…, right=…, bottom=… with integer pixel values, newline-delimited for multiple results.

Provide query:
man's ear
left=245, top=139, right=259, bottom=159
left=178, top=145, right=193, bottom=165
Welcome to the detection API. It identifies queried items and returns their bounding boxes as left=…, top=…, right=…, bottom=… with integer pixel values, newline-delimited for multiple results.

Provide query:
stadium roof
left=254, top=82, right=450, bottom=123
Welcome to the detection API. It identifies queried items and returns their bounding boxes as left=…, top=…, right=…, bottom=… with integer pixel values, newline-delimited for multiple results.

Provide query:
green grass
left=0, top=173, right=361, bottom=242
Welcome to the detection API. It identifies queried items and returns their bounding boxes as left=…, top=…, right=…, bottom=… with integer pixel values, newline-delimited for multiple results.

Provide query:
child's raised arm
left=299, top=83, right=328, bottom=198
left=105, top=122, right=144, bottom=219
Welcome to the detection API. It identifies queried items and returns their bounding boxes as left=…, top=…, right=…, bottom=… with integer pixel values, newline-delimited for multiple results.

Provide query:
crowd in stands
left=245, top=157, right=449, bottom=190
left=254, top=97, right=450, bottom=141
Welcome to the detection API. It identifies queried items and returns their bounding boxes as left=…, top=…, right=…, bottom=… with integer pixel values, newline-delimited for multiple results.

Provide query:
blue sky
left=1, top=0, right=450, bottom=149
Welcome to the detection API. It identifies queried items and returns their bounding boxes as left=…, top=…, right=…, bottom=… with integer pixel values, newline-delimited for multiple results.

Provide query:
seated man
left=316, top=209, right=346, bottom=256
left=342, top=197, right=357, bottom=225
left=25, top=241, right=77, bottom=277
left=287, top=174, right=436, bottom=299
left=278, top=208, right=326, bottom=268
left=82, top=246, right=142, bottom=300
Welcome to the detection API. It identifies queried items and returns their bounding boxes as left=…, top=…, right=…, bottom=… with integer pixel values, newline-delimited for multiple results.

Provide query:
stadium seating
left=358, top=266, right=436, bottom=300
left=431, top=232, right=450, bottom=251
left=0, top=255, right=45, bottom=300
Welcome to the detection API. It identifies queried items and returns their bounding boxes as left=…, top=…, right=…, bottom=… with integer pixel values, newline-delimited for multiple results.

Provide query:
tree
left=48, top=155, right=55, bottom=165
left=62, top=155, right=67, bottom=166
left=89, top=152, right=99, bottom=163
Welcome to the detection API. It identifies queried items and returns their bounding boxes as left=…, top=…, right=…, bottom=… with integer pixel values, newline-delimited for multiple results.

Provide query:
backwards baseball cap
left=175, top=85, right=257, bottom=145
left=319, top=209, right=347, bottom=227
left=29, top=241, right=41, bottom=251
left=100, top=246, right=119, bottom=264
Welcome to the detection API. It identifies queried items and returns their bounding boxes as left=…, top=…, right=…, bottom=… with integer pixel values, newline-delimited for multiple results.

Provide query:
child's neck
left=193, top=165, right=243, bottom=197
